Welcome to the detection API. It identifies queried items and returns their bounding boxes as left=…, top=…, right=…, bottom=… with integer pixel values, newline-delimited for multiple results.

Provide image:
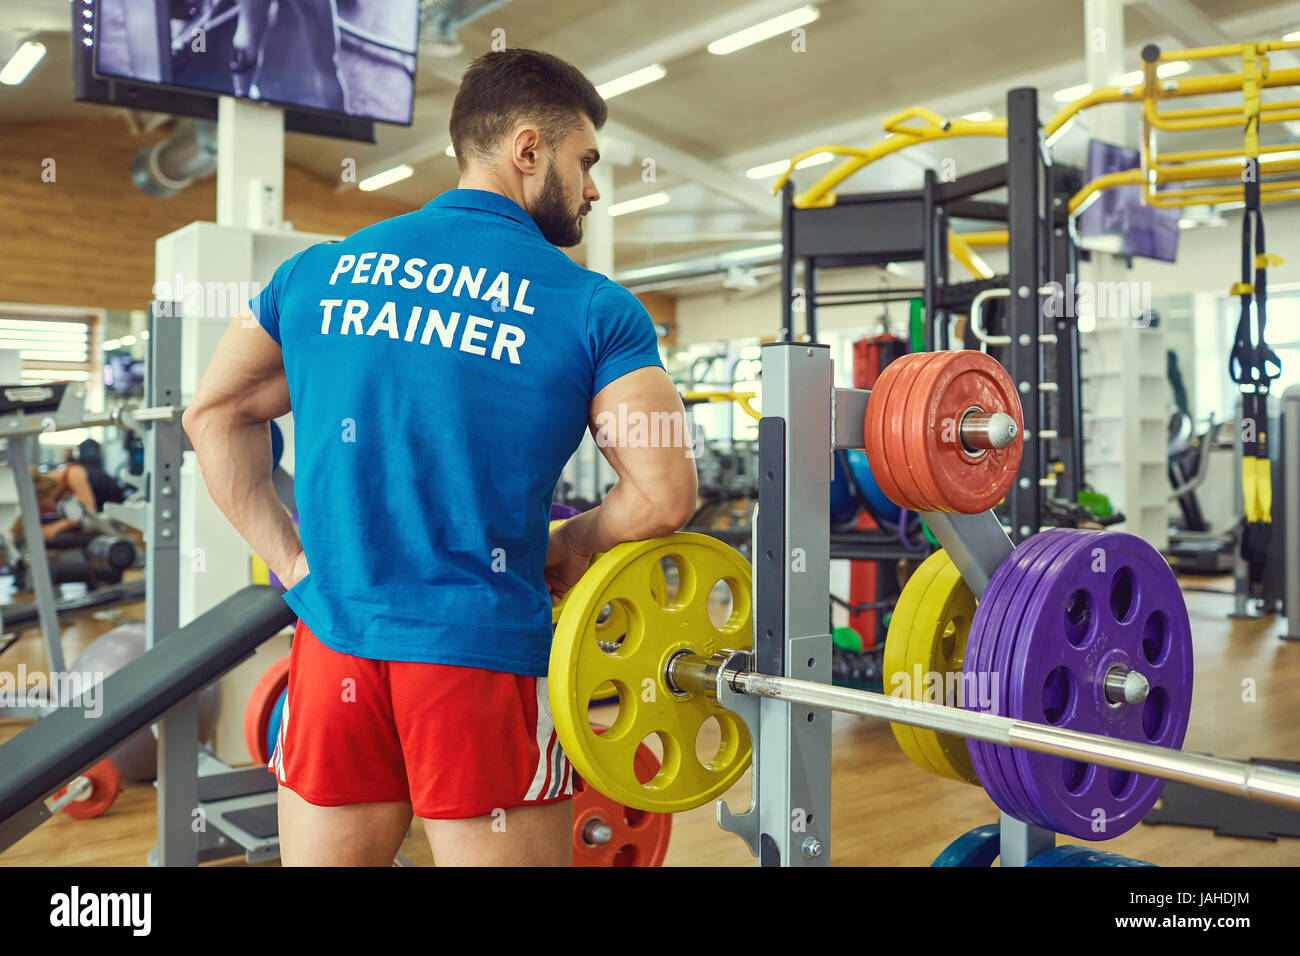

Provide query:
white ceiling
left=2, top=0, right=1299, bottom=292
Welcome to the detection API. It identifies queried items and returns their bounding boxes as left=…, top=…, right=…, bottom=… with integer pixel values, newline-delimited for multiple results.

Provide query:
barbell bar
left=666, top=649, right=1300, bottom=809
left=80, top=404, right=186, bottom=431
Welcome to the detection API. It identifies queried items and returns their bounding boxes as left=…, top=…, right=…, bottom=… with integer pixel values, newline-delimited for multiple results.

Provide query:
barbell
left=549, top=532, right=1300, bottom=837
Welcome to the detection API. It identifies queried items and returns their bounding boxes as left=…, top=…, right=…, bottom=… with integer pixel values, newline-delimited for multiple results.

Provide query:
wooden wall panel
left=0, top=118, right=418, bottom=312
left=635, top=290, right=677, bottom=345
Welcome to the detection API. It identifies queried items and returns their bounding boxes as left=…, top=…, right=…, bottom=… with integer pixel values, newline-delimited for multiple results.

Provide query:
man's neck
left=456, top=173, right=526, bottom=210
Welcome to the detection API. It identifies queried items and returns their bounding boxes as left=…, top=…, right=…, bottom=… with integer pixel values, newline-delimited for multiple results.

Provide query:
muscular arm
left=182, top=313, right=304, bottom=585
left=559, top=366, right=698, bottom=558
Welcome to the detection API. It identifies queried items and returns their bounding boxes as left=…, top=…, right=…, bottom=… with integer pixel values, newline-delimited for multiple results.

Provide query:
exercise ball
left=68, top=622, right=219, bottom=782
left=846, top=449, right=902, bottom=524
left=829, top=454, right=858, bottom=527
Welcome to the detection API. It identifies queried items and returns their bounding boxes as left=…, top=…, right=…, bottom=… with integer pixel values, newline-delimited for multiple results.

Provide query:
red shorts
left=269, top=621, right=573, bottom=818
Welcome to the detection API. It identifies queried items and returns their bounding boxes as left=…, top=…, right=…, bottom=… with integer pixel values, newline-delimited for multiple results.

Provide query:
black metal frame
left=779, top=87, right=1086, bottom=543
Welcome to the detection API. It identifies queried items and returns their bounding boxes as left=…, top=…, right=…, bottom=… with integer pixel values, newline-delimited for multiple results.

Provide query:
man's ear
left=513, top=126, right=543, bottom=172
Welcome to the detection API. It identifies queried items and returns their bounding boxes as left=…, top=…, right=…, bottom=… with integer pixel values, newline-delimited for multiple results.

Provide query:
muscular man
left=184, top=49, right=696, bottom=866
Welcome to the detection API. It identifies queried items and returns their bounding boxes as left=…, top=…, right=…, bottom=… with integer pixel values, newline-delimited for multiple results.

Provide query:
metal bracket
left=715, top=648, right=762, bottom=858
left=921, top=508, right=1055, bottom=863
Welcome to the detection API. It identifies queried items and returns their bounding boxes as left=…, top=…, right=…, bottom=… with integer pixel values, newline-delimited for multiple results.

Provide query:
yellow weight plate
left=550, top=523, right=667, bottom=702
left=907, top=563, right=979, bottom=784
left=883, top=553, right=948, bottom=777
left=550, top=533, right=753, bottom=813
left=884, top=549, right=981, bottom=785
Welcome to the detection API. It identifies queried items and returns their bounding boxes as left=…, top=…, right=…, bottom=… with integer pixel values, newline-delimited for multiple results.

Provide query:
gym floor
left=1, top=574, right=1295, bottom=866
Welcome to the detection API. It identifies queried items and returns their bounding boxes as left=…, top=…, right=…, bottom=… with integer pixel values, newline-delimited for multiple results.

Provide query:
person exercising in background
left=184, top=49, right=697, bottom=866
left=13, top=465, right=102, bottom=543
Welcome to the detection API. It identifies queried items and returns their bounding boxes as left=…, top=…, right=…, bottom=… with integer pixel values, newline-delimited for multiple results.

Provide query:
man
left=184, top=49, right=697, bottom=866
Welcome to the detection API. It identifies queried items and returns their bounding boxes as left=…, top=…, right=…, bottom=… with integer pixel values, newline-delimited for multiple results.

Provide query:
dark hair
left=449, top=49, right=607, bottom=170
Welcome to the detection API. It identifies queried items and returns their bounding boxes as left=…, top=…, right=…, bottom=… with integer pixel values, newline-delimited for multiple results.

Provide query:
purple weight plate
left=964, top=530, right=1061, bottom=823
left=550, top=503, right=580, bottom=520
left=968, top=532, right=1057, bottom=823
left=965, top=532, right=1064, bottom=821
left=962, top=537, right=1032, bottom=817
left=982, top=529, right=1094, bottom=826
left=992, top=529, right=1109, bottom=828
left=1008, top=531, right=1194, bottom=840
left=1004, top=529, right=1115, bottom=833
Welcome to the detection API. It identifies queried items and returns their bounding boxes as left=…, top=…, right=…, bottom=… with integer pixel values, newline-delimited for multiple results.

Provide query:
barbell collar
left=960, top=409, right=1018, bottom=451
left=1103, top=666, right=1150, bottom=706
left=582, top=819, right=613, bottom=846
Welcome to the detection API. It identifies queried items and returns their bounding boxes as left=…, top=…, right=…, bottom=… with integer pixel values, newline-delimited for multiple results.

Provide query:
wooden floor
left=2, top=576, right=1299, bottom=866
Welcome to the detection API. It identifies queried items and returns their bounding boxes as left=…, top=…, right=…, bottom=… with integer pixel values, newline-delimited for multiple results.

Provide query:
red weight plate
left=914, top=351, right=1024, bottom=512
left=901, top=350, right=961, bottom=512
left=57, top=758, right=122, bottom=819
left=882, top=352, right=946, bottom=511
left=572, top=725, right=672, bottom=866
left=244, top=655, right=291, bottom=765
left=863, top=356, right=916, bottom=512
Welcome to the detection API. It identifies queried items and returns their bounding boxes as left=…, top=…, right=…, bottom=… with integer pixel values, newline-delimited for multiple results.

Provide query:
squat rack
left=779, top=87, right=1085, bottom=544
left=725, top=340, right=1300, bottom=866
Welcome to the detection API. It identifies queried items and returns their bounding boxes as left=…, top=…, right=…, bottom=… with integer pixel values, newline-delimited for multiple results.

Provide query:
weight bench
left=0, top=579, right=148, bottom=638
left=0, top=585, right=296, bottom=855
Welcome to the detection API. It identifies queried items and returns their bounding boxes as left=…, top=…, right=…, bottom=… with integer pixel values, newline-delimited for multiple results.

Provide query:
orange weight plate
left=882, top=352, right=944, bottom=511
left=572, top=725, right=672, bottom=866
left=911, top=350, right=1023, bottom=513
left=244, top=655, right=291, bottom=764
left=902, top=350, right=960, bottom=511
left=863, top=356, right=913, bottom=511
left=56, top=758, right=122, bottom=819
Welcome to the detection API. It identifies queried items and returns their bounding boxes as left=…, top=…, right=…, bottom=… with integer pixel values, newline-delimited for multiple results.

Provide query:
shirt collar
left=425, top=189, right=541, bottom=235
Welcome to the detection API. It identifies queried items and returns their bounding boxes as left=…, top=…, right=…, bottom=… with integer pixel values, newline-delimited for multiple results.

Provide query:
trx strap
left=1228, top=163, right=1283, bottom=595
left=1228, top=44, right=1283, bottom=596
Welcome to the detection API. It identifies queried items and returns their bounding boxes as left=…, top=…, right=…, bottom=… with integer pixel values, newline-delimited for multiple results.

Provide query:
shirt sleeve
left=249, top=249, right=309, bottom=346
left=586, top=279, right=664, bottom=397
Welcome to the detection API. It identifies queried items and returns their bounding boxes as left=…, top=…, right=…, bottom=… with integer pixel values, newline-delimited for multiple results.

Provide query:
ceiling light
left=1053, top=83, right=1093, bottom=103
left=359, top=164, right=414, bottom=192
left=708, top=6, right=820, bottom=56
left=0, top=41, right=47, bottom=86
left=444, top=144, right=456, bottom=158
left=745, top=151, right=833, bottom=180
left=746, top=159, right=791, bottom=179
left=962, top=110, right=994, bottom=122
left=1117, top=60, right=1191, bottom=86
left=596, top=64, right=666, bottom=99
left=608, top=192, right=670, bottom=217
left=1284, top=31, right=1300, bottom=41
left=796, top=151, right=833, bottom=169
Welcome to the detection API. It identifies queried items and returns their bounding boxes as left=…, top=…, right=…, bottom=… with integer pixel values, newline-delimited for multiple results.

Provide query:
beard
left=528, top=160, right=586, bottom=247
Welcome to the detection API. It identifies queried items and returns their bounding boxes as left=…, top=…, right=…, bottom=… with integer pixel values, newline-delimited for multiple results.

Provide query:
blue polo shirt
left=251, top=188, right=664, bottom=675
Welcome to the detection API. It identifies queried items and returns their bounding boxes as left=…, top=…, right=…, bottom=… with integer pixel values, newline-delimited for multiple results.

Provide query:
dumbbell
left=49, top=758, right=123, bottom=819
left=86, top=534, right=138, bottom=572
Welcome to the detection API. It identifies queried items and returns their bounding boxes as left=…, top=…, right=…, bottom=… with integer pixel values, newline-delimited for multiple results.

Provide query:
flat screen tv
left=86, top=0, right=418, bottom=126
left=1077, top=139, right=1180, bottom=263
